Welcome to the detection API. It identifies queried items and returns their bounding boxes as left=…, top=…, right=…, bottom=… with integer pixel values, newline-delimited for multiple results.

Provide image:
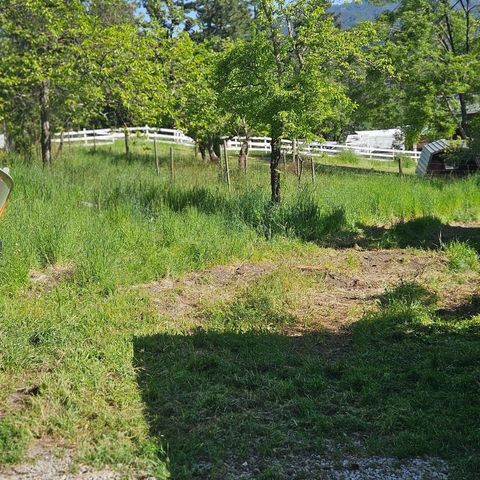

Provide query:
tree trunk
left=238, top=122, right=250, bottom=173
left=270, top=136, right=281, bottom=203
left=208, top=138, right=221, bottom=164
left=238, top=137, right=249, bottom=172
left=39, top=79, right=51, bottom=167
left=459, top=93, right=469, bottom=139
left=199, top=142, right=207, bottom=162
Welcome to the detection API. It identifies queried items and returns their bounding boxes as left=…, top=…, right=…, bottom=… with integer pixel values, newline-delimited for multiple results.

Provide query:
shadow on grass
left=133, top=311, right=480, bottom=478
left=350, top=216, right=480, bottom=252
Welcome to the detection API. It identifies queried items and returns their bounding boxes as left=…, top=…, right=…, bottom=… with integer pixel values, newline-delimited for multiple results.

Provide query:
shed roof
left=416, top=139, right=450, bottom=176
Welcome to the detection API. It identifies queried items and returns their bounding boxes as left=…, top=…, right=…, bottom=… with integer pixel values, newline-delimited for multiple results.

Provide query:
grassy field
left=0, top=141, right=479, bottom=479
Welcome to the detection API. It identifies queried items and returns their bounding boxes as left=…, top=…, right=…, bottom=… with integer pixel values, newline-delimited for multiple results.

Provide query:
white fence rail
left=53, top=126, right=195, bottom=147
left=226, top=137, right=420, bottom=162
left=53, top=126, right=420, bottom=162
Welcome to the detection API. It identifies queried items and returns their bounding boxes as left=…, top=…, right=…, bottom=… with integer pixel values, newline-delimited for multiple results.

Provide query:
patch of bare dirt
left=138, top=248, right=480, bottom=357
left=139, top=261, right=275, bottom=329
left=288, top=249, right=442, bottom=332
left=0, top=385, right=40, bottom=419
left=28, top=263, right=75, bottom=293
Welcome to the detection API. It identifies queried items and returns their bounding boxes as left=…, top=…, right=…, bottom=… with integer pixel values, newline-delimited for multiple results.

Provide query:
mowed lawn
left=0, top=142, right=479, bottom=479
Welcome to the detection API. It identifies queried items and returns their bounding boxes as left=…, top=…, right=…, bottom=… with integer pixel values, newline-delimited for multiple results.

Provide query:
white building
left=345, top=129, right=405, bottom=150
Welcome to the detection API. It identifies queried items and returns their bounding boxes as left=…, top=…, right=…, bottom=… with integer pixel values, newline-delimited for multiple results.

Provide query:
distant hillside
left=329, top=1, right=397, bottom=28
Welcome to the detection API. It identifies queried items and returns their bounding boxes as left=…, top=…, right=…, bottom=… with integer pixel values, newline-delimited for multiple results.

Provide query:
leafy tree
left=218, top=0, right=375, bottom=202
left=162, top=33, right=228, bottom=161
left=0, top=0, right=92, bottom=164
left=82, top=24, right=169, bottom=129
left=143, top=0, right=253, bottom=42
left=0, top=0, right=167, bottom=163
left=356, top=0, right=480, bottom=145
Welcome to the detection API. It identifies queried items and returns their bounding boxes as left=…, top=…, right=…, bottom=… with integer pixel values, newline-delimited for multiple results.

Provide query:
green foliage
left=444, top=241, right=479, bottom=272
left=352, top=0, right=480, bottom=144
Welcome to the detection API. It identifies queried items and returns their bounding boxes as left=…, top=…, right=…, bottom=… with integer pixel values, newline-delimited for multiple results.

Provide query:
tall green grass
left=1, top=142, right=480, bottom=477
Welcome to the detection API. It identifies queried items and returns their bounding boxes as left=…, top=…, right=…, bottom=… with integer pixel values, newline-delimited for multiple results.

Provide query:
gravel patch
left=212, top=454, right=448, bottom=479
left=0, top=447, right=154, bottom=480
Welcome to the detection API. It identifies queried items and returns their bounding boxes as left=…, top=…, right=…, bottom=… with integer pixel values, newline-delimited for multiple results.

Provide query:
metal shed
left=416, top=139, right=478, bottom=176
left=416, top=139, right=450, bottom=176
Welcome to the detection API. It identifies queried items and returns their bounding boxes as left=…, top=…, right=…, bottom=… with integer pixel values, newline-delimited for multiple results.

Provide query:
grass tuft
left=444, top=241, right=479, bottom=272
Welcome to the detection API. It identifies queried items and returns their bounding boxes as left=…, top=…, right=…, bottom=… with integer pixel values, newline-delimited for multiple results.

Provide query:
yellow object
left=0, top=168, right=13, bottom=218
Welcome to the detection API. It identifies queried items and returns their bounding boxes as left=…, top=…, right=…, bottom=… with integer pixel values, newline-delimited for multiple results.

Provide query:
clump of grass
left=444, top=241, right=479, bottom=272
left=206, top=270, right=297, bottom=333
left=0, top=419, right=26, bottom=464
left=380, top=280, right=438, bottom=309
left=336, top=150, right=361, bottom=165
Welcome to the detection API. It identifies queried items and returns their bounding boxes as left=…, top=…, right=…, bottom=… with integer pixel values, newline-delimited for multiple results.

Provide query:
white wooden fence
left=53, top=126, right=194, bottom=146
left=53, top=126, right=420, bottom=162
left=226, top=137, right=420, bottom=162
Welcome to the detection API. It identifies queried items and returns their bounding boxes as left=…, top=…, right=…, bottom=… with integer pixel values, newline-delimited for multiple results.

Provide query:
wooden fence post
left=124, top=128, right=130, bottom=157
left=311, top=156, right=316, bottom=185
left=59, top=130, right=64, bottom=154
left=154, top=137, right=160, bottom=175
left=293, top=139, right=298, bottom=176
left=223, top=140, right=231, bottom=190
left=398, top=155, right=403, bottom=176
left=283, top=150, right=287, bottom=173
left=170, top=146, right=175, bottom=183
left=93, top=130, right=97, bottom=153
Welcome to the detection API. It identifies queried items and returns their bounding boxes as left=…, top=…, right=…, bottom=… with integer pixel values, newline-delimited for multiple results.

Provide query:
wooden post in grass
left=59, top=130, right=64, bottom=154
left=293, top=139, right=298, bottom=176
left=397, top=155, right=403, bottom=176
left=124, top=127, right=130, bottom=157
left=169, top=146, right=175, bottom=183
left=311, top=156, right=316, bottom=185
left=298, top=154, right=303, bottom=184
left=93, top=130, right=97, bottom=153
left=154, top=137, right=160, bottom=176
left=223, top=140, right=231, bottom=190
left=283, top=150, right=287, bottom=172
